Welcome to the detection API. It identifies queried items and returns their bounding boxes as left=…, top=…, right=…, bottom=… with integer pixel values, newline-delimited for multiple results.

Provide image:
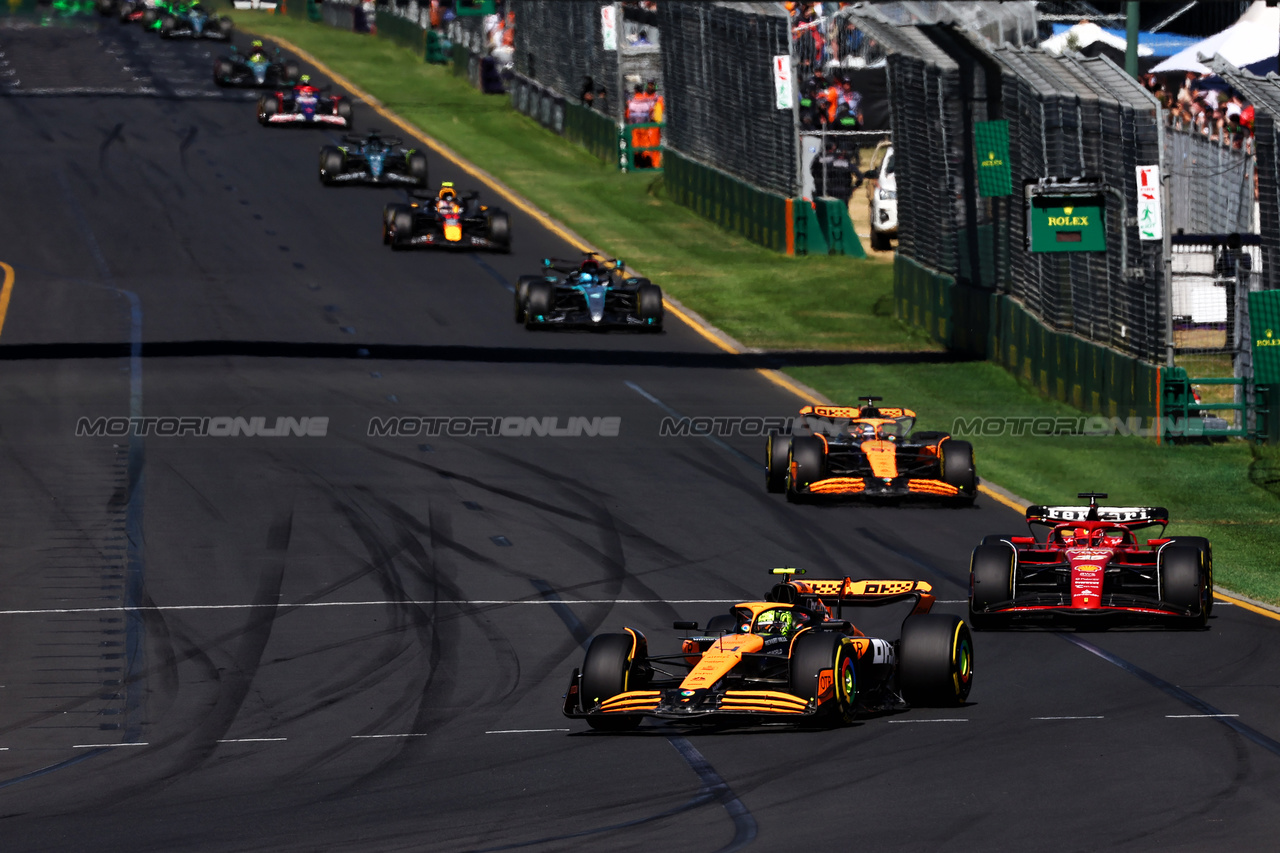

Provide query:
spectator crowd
left=1145, top=71, right=1256, bottom=151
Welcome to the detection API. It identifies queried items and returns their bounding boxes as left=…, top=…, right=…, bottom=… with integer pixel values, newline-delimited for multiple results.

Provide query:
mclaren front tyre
left=579, top=633, right=645, bottom=731
left=765, top=433, right=790, bottom=494
left=789, top=633, right=856, bottom=725
left=785, top=435, right=826, bottom=503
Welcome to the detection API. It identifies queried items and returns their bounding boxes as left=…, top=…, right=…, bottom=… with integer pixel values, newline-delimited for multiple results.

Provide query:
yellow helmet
left=439, top=181, right=456, bottom=200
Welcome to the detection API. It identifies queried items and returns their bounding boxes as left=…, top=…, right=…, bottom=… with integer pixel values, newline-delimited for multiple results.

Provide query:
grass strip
left=229, top=13, right=1280, bottom=605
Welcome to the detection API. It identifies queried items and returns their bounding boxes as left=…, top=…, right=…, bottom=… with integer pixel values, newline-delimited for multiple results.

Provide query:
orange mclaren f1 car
left=765, top=396, right=976, bottom=505
left=563, top=569, right=973, bottom=730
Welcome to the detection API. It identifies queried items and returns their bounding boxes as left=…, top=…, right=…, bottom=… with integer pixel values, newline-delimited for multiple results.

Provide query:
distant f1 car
left=114, top=0, right=160, bottom=24
left=381, top=183, right=510, bottom=252
left=515, top=255, right=663, bottom=330
left=319, top=131, right=428, bottom=187
left=158, top=2, right=232, bottom=39
left=257, top=77, right=352, bottom=128
left=968, top=493, right=1214, bottom=629
left=564, top=568, right=973, bottom=729
left=214, top=41, right=299, bottom=88
left=766, top=396, right=976, bottom=504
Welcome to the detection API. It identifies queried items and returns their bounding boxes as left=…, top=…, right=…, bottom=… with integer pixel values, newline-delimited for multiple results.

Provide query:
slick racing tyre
left=524, top=281, right=555, bottom=327
left=257, top=95, right=279, bottom=125
left=940, top=438, right=976, bottom=504
left=159, top=14, right=176, bottom=37
left=765, top=433, right=790, bottom=494
left=1167, top=537, right=1213, bottom=618
left=216, top=17, right=233, bottom=37
left=213, top=58, right=233, bottom=86
left=580, top=633, right=645, bottom=731
left=117, top=1, right=134, bottom=21
left=785, top=435, right=827, bottom=502
left=283, top=62, right=301, bottom=84
left=389, top=207, right=415, bottom=249
left=514, top=276, right=542, bottom=323
left=968, top=543, right=1014, bottom=631
left=407, top=152, right=429, bottom=187
left=382, top=204, right=407, bottom=244
left=1160, top=545, right=1209, bottom=629
left=898, top=614, right=973, bottom=706
left=790, top=633, right=856, bottom=724
left=319, top=146, right=344, bottom=184
left=335, top=99, right=353, bottom=123
left=636, top=282, right=663, bottom=328
left=486, top=210, right=511, bottom=251
left=141, top=7, right=158, bottom=26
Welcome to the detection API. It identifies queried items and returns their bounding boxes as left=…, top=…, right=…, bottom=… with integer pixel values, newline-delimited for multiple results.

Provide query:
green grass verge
left=230, top=13, right=1280, bottom=605
left=230, top=12, right=924, bottom=353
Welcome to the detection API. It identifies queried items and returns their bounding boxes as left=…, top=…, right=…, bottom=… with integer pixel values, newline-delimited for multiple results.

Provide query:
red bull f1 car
left=968, top=493, right=1214, bottom=629
left=563, top=569, right=973, bottom=730
left=515, top=255, right=664, bottom=331
left=257, top=78, right=352, bottom=128
left=381, top=183, right=511, bottom=252
left=766, top=397, right=976, bottom=505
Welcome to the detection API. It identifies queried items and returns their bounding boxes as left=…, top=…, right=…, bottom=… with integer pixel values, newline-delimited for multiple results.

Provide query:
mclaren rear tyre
left=319, top=146, right=345, bottom=185
left=785, top=435, right=827, bottom=503
left=765, top=433, right=791, bottom=494
left=1160, top=545, right=1209, bottom=629
left=940, top=439, right=976, bottom=506
left=524, top=281, right=555, bottom=328
left=968, top=543, right=1014, bottom=631
left=213, top=58, right=233, bottom=86
left=407, top=152, right=429, bottom=187
left=580, top=634, right=644, bottom=731
left=899, top=614, right=973, bottom=707
left=636, top=282, right=663, bottom=330
left=789, top=633, right=856, bottom=725
left=486, top=210, right=511, bottom=252
left=1167, top=536, right=1214, bottom=617
left=514, top=275, right=541, bottom=324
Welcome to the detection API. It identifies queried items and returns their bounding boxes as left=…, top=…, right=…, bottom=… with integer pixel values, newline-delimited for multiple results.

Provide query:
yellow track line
left=0, top=262, right=14, bottom=338
left=1213, top=590, right=1280, bottom=623
left=977, top=485, right=1027, bottom=514
left=250, top=32, right=821, bottom=401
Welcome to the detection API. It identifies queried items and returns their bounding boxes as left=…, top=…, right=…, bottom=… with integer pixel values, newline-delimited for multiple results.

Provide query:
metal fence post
left=1157, top=116, right=1175, bottom=369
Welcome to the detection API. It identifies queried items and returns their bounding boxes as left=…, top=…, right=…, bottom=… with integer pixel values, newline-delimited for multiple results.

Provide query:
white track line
left=350, top=733, right=432, bottom=739
left=72, top=742, right=148, bottom=749
left=485, top=729, right=571, bottom=734
left=0, top=599, right=742, bottom=616
left=216, top=738, right=287, bottom=743
left=887, top=718, right=967, bottom=724
left=1166, top=714, right=1240, bottom=718
left=1033, top=716, right=1104, bottom=720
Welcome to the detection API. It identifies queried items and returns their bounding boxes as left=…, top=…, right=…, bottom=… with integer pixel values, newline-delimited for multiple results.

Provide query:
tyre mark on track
left=1060, top=633, right=1280, bottom=758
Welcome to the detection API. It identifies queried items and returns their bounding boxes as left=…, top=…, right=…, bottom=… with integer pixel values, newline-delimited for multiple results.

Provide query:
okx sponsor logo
left=77, top=416, right=329, bottom=437
left=367, top=416, right=621, bottom=437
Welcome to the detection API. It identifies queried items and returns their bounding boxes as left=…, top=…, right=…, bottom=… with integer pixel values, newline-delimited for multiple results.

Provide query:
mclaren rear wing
left=772, top=570, right=935, bottom=616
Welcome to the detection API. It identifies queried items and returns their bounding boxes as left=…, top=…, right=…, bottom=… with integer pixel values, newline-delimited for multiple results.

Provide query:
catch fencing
left=1220, top=65, right=1280, bottom=293
left=1163, top=127, right=1255, bottom=236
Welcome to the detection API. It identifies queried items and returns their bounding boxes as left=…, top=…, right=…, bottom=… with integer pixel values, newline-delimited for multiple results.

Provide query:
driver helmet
left=438, top=182, right=457, bottom=201
left=251, top=40, right=263, bottom=48
left=298, top=74, right=311, bottom=86
left=756, top=608, right=794, bottom=635
left=859, top=423, right=878, bottom=441
left=1074, top=527, right=1091, bottom=546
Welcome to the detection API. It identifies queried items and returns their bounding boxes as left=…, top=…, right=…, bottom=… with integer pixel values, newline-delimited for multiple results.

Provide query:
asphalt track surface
left=1, top=19, right=1279, bottom=853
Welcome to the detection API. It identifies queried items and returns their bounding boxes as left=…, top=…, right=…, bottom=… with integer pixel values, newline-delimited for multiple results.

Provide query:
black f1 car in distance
left=968, top=493, right=1214, bottom=629
left=515, top=254, right=663, bottom=331
left=258, top=76, right=352, bottom=128
left=381, top=183, right=510, bottom=252
left=766, top=396, right=976, bottom=505
left=564, top=568, right=973, bottom=730
left=319, top=131, right=428, bottom=187
left=214, top=40, right=298, bottom=88
left=159, top=2, right=232, bottom=39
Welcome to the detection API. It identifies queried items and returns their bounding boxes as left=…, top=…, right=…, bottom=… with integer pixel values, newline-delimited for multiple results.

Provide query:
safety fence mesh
left=1221, top=67, right=1280, bottom=293
left=511, top=0, right=620, bottom=121
left=1163, top=126, right=1255, bottom=237
left=656, top=2, right=797, bottom=197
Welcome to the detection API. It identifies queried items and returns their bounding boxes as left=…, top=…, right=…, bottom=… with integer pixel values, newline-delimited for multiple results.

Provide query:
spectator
left=810, top=139, right=859, bottom=201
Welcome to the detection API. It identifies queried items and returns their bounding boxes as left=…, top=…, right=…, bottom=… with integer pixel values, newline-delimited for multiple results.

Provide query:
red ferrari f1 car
left=968, top=493, right=1213, bottom=629
left=563, top=569, right=974, bottom=730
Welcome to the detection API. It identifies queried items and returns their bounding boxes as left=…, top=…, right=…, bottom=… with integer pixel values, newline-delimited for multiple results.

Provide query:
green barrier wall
left=813, top=198, right=866, bottom=258
left=895, top=255, right=1158, bottom=421
left=563, top=103, right=617, bottom=165
left=376, top=10, right=427, bottom=57
left=665, top=150, right=788, bottom=253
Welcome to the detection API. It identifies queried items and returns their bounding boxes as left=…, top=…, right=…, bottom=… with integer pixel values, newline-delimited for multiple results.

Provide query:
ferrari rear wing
left=1026, top=505, right=1169, bottom=528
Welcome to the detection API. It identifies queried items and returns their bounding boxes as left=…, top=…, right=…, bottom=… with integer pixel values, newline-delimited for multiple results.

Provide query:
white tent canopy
left=1041, top=22, right=1153, bottom=58
left=1151, top=1, right=1280, bottom=74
